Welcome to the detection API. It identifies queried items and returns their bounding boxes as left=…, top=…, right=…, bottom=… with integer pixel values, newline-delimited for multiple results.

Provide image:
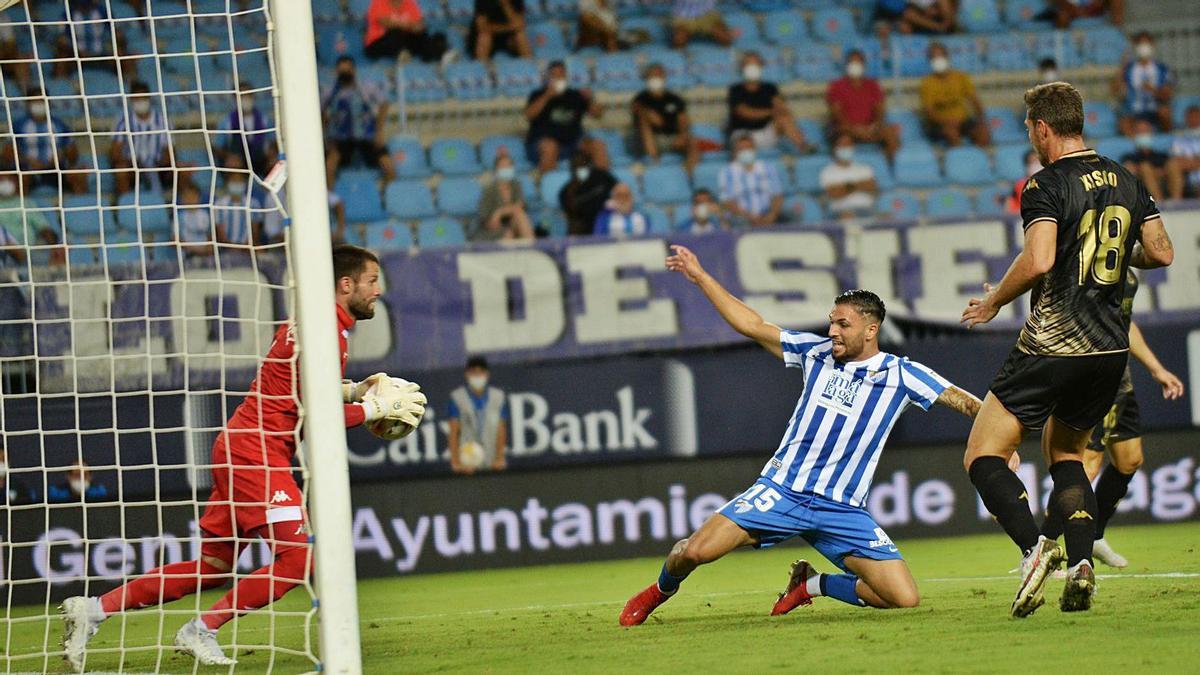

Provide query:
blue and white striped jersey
left=114, top=110, right=170, bottom=167
left=761, top=330, right=952, bottom=508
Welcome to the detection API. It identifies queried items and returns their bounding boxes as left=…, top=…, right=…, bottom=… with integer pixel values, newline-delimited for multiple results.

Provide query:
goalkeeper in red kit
left=60, top=245, right=426, bottom=669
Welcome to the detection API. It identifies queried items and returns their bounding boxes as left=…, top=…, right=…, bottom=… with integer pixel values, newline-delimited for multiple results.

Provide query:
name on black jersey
left=1079, top=170, right=1119, bottom=191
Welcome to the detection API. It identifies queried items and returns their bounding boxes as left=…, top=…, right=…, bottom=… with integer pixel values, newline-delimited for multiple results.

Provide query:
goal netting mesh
left=0, top=1, right=319, bottom=671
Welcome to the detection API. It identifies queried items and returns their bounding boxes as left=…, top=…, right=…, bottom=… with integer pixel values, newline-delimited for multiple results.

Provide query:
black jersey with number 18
left=1016, top=149, right=1160, bottom=356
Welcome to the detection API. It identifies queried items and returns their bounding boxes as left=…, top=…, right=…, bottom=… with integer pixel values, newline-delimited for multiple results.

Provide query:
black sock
left=1040, top=498, right=1064, bottom=542
left=1094, top=464, right=1135, bottom=539
left=1047, top=460, right=1098, bottom=567
left=969, top=456, right=1041, bottom=555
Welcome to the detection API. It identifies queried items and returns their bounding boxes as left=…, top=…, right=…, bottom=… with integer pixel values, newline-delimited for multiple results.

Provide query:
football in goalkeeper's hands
left=365, top=377, right=424, bottom=441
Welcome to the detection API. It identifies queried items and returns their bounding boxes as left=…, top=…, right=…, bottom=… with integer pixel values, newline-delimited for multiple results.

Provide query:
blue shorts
left=717, top=478, right=902, bottom=572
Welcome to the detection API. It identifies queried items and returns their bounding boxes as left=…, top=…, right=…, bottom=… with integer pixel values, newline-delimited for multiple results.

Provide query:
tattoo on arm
left=936, top=386, right=982, bottom=419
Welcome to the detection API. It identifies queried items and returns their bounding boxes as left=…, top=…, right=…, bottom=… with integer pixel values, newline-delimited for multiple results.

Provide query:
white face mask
left=552, top=78, right=568, bottom=94
left=930, top=56, right=949, bottom=74
left=0, top=180, right=15, bottom=197
left=133, top=99, right=151, bottom=115
left=227, top=181, right=247, bottom=195
left=646, top=76, right=665, bottom=93
left=574, top=166, right=590, bottom=182
left=1134, top=132, right=1153, bottom=149
left=241, top=101, right=255, bottom=117
left=1135, top=42, right=1154, bottom=60
left=496, top=166, right=515, bottom=181
left=693, top=203, right=711, bottom=221
left=467, top=375, right=488, bottom=391
left=846, top=61, right=865, bottom=78
left=69, top=478, right=89, bottom=494
left=742, top=63, right=763, bottom=81
left=736, top=148, right=756, bottom=165
left=834, top=146, right=854, bottom=163
left=29, top=102, right=47, bottom=118
left=1040, top=69, right=1058, bottom=83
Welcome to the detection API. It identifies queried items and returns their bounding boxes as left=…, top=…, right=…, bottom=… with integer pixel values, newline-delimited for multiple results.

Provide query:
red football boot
left=619, top=583, right=670, bottom=626
left=771, top=559, right=817, bottom=616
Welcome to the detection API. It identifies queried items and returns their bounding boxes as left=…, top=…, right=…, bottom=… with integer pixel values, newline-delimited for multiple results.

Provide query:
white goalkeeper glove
left=342, top=372, right=389, bottom=403
left=360, top=378, right=427, bottom=427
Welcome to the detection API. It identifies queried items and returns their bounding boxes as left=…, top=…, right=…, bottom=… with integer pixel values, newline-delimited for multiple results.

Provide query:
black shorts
left=1087, top=367, right=1141, bottom=451
left=989, top=349, right=1128, bottom=432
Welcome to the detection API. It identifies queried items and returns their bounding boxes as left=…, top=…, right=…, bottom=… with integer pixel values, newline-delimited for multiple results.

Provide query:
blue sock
left=820, top=573, right=866, bottom=607
left=657, top=564, right=688, bottom=595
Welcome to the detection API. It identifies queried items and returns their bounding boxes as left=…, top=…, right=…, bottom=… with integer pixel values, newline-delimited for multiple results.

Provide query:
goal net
left=0, top=1, right=332, bottom=671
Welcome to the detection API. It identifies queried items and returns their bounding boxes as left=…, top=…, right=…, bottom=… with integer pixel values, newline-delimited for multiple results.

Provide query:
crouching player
left=61, top=245, right=426, bottom=668
left=619, top=245, right=984, bottom=626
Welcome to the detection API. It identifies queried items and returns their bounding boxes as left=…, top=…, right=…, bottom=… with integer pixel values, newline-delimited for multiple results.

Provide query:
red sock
left=100, top=560, right=229, bottom=615
left=201, top=543, right=309, bottom=631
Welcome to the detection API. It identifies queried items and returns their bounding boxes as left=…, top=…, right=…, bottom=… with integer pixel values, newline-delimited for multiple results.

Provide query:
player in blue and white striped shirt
left=110, top=81, right=173, bottom=196
left=620, top=245, right=984, bottom=626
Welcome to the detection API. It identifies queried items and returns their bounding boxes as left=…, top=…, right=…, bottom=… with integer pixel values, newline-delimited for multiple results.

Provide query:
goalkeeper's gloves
left=360, top=378, right=427, bottom=426
left=342, top=372, right=389, bottom=403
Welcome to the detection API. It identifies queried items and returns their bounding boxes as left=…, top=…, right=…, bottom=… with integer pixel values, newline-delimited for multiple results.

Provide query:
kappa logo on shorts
left=270, top=490, right=293, bottom=504
left=734, top=500, right=754, bottom=514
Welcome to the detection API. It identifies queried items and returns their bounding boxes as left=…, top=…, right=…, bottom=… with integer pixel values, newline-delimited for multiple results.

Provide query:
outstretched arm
left=1129, top=321, right=1185, bottom=400
left=666, top=244, right=783, bottom=359
left=935, top=385, right=982, bottom=419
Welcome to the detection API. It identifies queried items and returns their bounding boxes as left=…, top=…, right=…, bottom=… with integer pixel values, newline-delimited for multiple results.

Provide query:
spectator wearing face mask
left=1038, top=58, right=1060, bottom=85
left=820, top=133, right=878, bottom=221
left=0, top=171, right=49, bottom=256
left=1114, top=32, right=1174, bottom=135
left=918, top=43, right=990, bottom=147
left=175, top=182, right=216, bottom=259
left=675, top=188, right=726, bottom=234
left=1170, top=105, right=1200, bottom=199
left=213, top=154, right=265, bottom=250
left=525, top=61, right=603, bottom=174
left=727, top=52, right=810, bottom=153
left=53, top=0, right=135, bottom=81
left=719, top=131, right=783, bottom=227
left=15, top=88, right=87, bottom=194
left=826, top=51, right=901, bottom=162
left=217, top=82, right=271, bottom=176
left=321, top=56, right=395, bottom=186
left=1121, top=118, right=1183, bottom=202
left=593, top=182, right=648, bottom=238
left=47, top=460, right=110, bottom=503
left=632, top=63, right=699, bottom=174
left=474, top=154, right=535, bottom=241
left=110, top=81, right=173, bottom=196
left=559, top=149, right=617, bottom=235
left=447, top=356, right=509, bottom=474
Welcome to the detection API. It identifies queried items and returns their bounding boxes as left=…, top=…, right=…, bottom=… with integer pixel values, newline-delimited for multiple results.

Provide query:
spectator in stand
left=213, top=155, right=264, bottom=250
left=578, top=0, right=620, bottom=52
left=1121, top=118, right=1183, bottom=202
left=1046, top=0, right=1124, bottom=28
left=1002, top=149, right=1042, bottom=215
left=363, top=0, right=449, bottom=63
left=525, top=61, right=603, bottom=174
left=46, top=461, right=110, bottom=503
left=873, top=0, right=957, bottom=34
left=1, top=443, right=35, bottom=507
left=0, top=15, right=31, bottom=99
left=728, top=52, right=810, bottom=153
left=719, top=131, right=783, bottom=228
left=110, top=81, right=173, bottom=196
left=469, top=0, right=532, bottom=63
left=820, top=133, right=878, bottom=221
left=593, top=182, right=648, bottom=237
left=826, top=50, right=901, bottom=162
left=1038, top=57, right=1059, bottom=85
left=1114, top=32, right=1174, bottom=135
left=560, top=148, right=617, bottom=235
left=260, top=185, right=346, bottom=246
left=670, top=0, right=732, bottom=49
left=0, top=171, right=50, bottom=252
left=1170, top=105, right=1200, bottom=199
left=448, top=356, right=509, bottom=474
left=15, top=88, right=87, bottom=194
left=217, top=82, right=271, bottom=176
left=918, top=42, right=990, bottom=147
left=675, top=188, right=726, bottom=234
left=175, top=182, right=215, bottom=259
left=633, top=63, right=699, bottom=174
left=53, top=0, right=135, bottom=80
left=321, top=56, right=395, bottom=186
left=474, top=154, right=535, bottom=241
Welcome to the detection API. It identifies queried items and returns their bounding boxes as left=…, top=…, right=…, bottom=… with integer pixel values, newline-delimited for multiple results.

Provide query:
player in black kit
left=958, top=82, right=1174, bottom=617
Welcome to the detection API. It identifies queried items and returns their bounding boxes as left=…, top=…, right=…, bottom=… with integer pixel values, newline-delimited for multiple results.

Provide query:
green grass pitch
left=7, top=521, right=1199, bottom=673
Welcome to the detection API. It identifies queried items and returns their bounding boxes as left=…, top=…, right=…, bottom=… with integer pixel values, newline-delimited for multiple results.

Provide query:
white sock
left=87, top=596, right=107, bottom=621
left=805, top=574, right=823, bottom=596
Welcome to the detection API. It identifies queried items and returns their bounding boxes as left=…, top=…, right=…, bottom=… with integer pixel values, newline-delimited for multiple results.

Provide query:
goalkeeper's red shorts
left=198, top=432, right=305, bottom=540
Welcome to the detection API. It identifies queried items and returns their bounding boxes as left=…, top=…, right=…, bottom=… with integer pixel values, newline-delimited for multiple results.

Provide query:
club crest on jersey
left=818, top=370, right=862, bottom=413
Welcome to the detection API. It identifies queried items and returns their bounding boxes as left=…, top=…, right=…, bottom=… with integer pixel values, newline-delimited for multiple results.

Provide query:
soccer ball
left=365, top=378, right=419, bottom=441
left=459, top=441, right=486, bottom=469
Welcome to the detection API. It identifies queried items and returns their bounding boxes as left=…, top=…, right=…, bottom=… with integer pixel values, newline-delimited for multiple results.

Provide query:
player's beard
left=349, top=295, right=375, bottom=320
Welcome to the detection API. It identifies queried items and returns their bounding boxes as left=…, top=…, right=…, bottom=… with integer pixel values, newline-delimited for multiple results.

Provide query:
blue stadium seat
left=384, top=181, right=437, bottom=220
left=636, top=47, right=692, bottom=88
left=363, top=220, right=415, bottom=250
left=995, top=143, right=1033, bottom=182
left=444, top=62, right=494, bottom=100
left=756, top=45, right=792, bottom=84
left=542, top=0, right=578, bottom=18
left=1094, top=137, right=1135, bottom=162
left=764, top=10, right=809, bottom=45
left=1174, top=95, right=1200, bottom=127
left=942, top=35, right=985, bottom=73
left=792, top=155, right=828, bottom=194
left=894, top=34, right=932, bottom=77
left=642, top=165, right=692, bottom=206
left=796, top=118, right=827, bottom=153
left=1003, top=0, right=1043, bottom=26
left=589, top=128, right=633, bottom=167
left=388, top=135, right=432, bottom=179
left=316, top=23, right=364, bottom=67
left=613, top=168, right=643, bottom=202
left=723, top=12, right=761, bottom=49
left=542, top=209, right=568, bottom=238
left=345, top=0, right=371, bottom=19
left=876, top=190, right=921, bottom=221
left=103, top=233, right=145, bottom=267
left=811, top=7, right=856, bottom=43
left=444, top=0, right=475, bottom=22
left=643, top=204, right=672, bottom=234
left=857, top=153, right=895, bottom=191
left=691, top=122, right=723, bottom=148
left=396, top=62, right=447, bottom=103
left=480, top=134, right=532, bottom=171
left=529, top=21, right=568, bottom=60
left=887, top=109, right=925, bottom=144
left=1083, top=101, right=1118, bottom=139
left=436, top=177, right=483, bottom=217
left=1027, top=30, right=1082, bottom=69
left=336, top=171, right=386, bottom=222
left=519, top=173, right=540, bottom=209
left=974, top=185, right=1013, bottom=218
left=430, top=138, right=483, bottom=176
left=115, top=191, right=172, bottom=237
left=493, top=57, right=540, bottom=98
left=925, top=188, right=973, bottom=219
left=894, top=147, right=941, bottom=188
left=61, top=195, right=117, bottom=244
left=783, top=194, right=825, bottom=226
left=1081, top=26, right=1127, bottom=66
left=793, top=44, right=839, bottom=83
left=417, top=217, right=467, bottom=248
left=958, top=0, right=1002, bottom=33
left=540, top=169, right=571, bottom=206
left=593, top=53, right=641, bottom=93
left=985, top=38, right=1033, bottom=71
left=690, top=47, right=737, bottom=88
left=68, top=243, right=101, bottom=267
left=985, top=107, right=1026, bottom=144
left=692, top=161, right=724, bottom=194
left=944, top=147, right=994, bottom=185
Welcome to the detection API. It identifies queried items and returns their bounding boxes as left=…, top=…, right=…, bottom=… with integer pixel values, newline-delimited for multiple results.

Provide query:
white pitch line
left=922, top=572, right=1200, bottom=582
